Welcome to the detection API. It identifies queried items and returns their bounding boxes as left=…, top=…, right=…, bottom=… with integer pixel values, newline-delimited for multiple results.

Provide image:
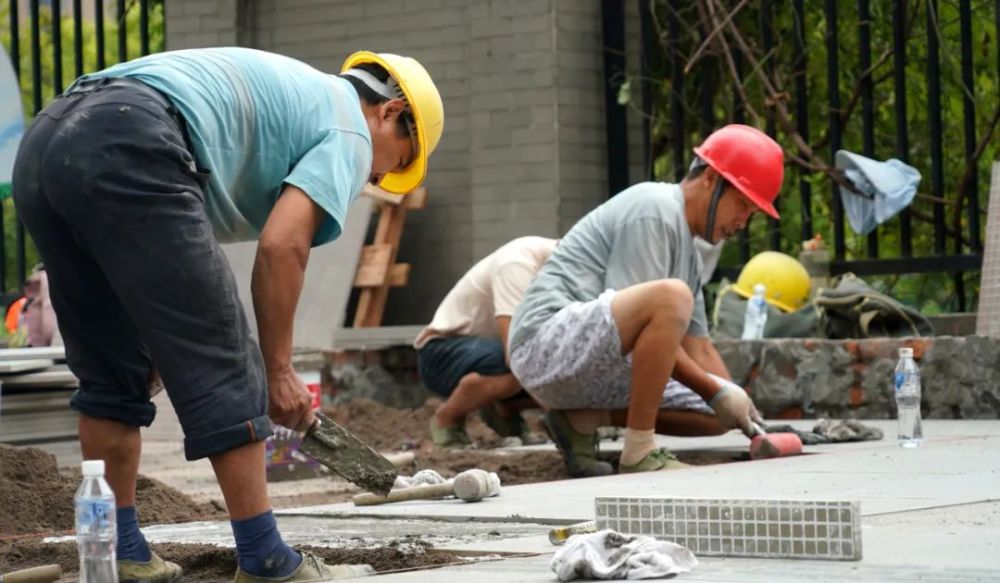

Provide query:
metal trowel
left=299, top=411, right=397, bottom=496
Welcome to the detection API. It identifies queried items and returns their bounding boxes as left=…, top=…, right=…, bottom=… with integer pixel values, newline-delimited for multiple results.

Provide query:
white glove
left=707, top=378, right=763, bottom=438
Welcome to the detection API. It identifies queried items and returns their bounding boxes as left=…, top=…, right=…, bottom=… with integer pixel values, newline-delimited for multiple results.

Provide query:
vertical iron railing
left=825, top=0, right=844, bottom=260
left=858, top=0, right=878, bottom=259
left=604, top=1, right=996, bottom=286
left=668, top=0, right=685, bottom=183
left=926, top=0, right=945, bottom=256
left=95, top=0, right=106, bottom=69
left=3, top=0, right=162, bottom=294
left=891, top=0, right=913, bottom=258
left=792, top=0, right=812, bottom=242
left=760, top=0, right=781, bottom=251
left=600, top=0, right=629, bottom=198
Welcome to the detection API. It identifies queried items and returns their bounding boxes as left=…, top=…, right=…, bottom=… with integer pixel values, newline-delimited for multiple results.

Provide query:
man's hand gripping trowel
left=299, top=412, right=397, bottom=496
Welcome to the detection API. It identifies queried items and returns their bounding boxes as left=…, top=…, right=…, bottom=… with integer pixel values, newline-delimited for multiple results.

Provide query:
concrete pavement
left=132, top=420, right=999, bottom=581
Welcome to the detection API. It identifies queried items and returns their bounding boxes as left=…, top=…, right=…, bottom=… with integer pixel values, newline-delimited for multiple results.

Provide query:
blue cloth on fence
left=835, top=150, right=921, bottom=236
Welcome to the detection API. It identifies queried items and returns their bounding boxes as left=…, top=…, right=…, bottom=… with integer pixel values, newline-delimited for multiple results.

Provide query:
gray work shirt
left=509, top=182, right=707, bottom=351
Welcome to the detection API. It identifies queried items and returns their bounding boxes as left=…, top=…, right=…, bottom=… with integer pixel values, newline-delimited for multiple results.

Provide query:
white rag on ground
left=393, top=469, right=449, bottom=489
left=551, top=530, right=697, bottom=581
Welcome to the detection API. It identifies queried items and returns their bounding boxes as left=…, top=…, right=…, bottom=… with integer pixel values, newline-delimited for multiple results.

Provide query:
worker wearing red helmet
left=509, top=124, right=783, bottom=477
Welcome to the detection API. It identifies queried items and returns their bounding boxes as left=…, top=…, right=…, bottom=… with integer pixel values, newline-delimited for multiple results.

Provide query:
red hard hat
left=692, top=124, right=784, bottom=219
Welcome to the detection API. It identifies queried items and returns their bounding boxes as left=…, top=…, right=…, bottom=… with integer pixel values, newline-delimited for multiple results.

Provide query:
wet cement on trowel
left=301, top=412, right=397, bottom=496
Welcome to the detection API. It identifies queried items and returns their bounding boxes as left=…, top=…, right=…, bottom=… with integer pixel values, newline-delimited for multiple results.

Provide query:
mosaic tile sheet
left=595, top=496, right=862, bottom=561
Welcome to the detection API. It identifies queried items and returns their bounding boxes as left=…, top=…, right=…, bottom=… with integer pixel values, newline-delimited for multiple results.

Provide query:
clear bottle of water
left=75, top=460, right=118, bottom=583
left=894, top=347, right=923, bottom=448
left=741, top=284, right=769, bottom=340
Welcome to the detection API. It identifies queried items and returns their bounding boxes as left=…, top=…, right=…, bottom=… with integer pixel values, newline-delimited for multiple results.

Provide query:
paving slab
left=271, top=420, right=1000, bottom=581
left=281, top=421, right=1000, bottom=522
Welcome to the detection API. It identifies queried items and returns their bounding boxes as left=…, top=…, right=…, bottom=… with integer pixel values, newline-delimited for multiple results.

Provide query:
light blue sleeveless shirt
left=83, top=47, right=372, bottom=245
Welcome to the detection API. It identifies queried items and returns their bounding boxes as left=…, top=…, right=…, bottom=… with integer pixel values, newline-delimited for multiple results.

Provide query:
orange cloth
left=5, top=297, right=25, bottom=335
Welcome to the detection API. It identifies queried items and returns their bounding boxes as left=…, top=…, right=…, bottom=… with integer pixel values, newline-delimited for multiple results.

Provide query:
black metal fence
left=2, top=0, right=162, bottom=301
left=602, top=0, right=999, bottom=310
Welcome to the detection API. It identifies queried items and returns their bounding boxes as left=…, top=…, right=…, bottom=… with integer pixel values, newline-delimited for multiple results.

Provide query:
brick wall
left=164, top=0, right=631, bottom=325
left=976, top=162, right=1000, bottom=337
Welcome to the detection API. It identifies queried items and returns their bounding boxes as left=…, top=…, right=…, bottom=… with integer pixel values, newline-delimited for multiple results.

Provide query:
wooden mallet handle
left=353, top=481, right=455, bottom=506
left=0, top=564, right=62, bottom=583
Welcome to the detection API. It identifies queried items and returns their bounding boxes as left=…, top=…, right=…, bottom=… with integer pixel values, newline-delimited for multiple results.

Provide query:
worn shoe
left=478, top=404, right=526, bottom=438
left=619, top=448, right=691, bottom=474
left=543, top=410, right=613, bottom=478
left=234, top=551, right=374, bottom=582
left=118, top=551, right=183, bottom=583
left=429, top=417, right=471, bottom=448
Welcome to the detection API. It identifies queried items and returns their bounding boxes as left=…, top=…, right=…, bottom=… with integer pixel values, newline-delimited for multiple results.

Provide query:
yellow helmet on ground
left=732, top=251, right=811, bottom=312
left=341, top=51, right=444, bottom=195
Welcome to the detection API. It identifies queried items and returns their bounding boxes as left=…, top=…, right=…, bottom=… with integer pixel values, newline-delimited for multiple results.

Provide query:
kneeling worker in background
left=414, top=236, right=557, bottom=447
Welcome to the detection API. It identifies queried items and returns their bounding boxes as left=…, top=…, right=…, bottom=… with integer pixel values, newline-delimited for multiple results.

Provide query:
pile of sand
left=0, top=444, right=222, bottom=536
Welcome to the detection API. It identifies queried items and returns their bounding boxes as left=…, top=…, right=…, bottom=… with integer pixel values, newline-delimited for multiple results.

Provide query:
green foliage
left=0, top=0, right=164, bottom=290
left=634, top=0, right=999, bottom=313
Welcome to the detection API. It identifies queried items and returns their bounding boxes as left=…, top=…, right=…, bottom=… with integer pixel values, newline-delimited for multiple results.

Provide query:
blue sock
left=116, top=506, right=152, bottom=562
left=231, top=510, right=301, bottom=577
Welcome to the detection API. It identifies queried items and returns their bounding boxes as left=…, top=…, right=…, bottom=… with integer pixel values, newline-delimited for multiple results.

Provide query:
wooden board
left=0, top=359, right=54, bottom=374
left=221, top=196, right=375, bottom=351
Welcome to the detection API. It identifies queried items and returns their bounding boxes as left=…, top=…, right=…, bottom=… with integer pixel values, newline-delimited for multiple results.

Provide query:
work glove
left=707, top=378, right=764, bottom=438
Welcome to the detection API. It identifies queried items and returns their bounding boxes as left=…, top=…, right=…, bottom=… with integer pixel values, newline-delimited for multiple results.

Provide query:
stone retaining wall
left=320, top=336, right=1000, bottom=420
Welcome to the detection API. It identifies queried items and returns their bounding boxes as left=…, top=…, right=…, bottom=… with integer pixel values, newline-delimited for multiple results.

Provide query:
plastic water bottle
left=741, top=284, right=769, bottom=340
left=894, top=347, right=923, bottom=448
left=75, top=460, right=118, bottom=583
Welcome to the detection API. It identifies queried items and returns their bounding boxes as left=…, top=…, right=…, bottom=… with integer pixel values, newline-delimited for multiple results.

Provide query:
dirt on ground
left=0, top=445, right=223, bottom=536
left=0, top=539, right=464, bottom=582
left=325, top=397, right=513, bottom=452
left=326, top=397, right=571, bottom=484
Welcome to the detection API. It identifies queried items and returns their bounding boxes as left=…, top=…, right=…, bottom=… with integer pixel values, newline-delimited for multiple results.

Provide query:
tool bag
left=813, top=273, right=934, bottom=338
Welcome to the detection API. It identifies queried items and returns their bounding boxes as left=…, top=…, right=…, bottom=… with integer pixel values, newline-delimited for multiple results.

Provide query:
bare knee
left=456, top=371, right=520, bottom=398
left=640, top=279, right=694, bottom=321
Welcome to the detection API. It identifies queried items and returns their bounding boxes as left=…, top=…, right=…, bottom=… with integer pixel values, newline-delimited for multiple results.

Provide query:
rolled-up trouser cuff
left=184, top=415, right=273, bottom=461
left=70, top=387, right=158, bottom=427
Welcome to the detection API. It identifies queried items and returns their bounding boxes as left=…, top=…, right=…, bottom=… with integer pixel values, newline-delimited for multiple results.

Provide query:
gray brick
left=164, top=16, right=200, bottom=35
left=512, top=125, right=557, bottom=145
left=471, top=147, right=518, bottom=166
left=473, top=91, right=516, bottom=111
left=198, top=16, right=238, bottom=32
left=513, top=0, right=553, bottom=17
left=470, top=18, right=511, bottom=38
left=186, top=0, right=226, bottom=17
left=473, top=201, right=516, bottom=221
left=517, top=143, right=556, bottom=163
left=472, top=130, right=514, bottom=149
left=473, top=165, right=520, bottom=185
left=404, top=0, right=445, bottom=10
left=272, top=23, right=347, bottom=45
left=172, top=31, right=228, bottom=48
left=513, top=50, right=554, bottom=71
left=514, top=200, right=558, bottom=218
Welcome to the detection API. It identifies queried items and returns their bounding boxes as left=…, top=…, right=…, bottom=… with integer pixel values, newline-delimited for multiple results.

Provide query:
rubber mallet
left=749, top=423, right=803, bottom=460
left=353, top=468, right=494, bottom=506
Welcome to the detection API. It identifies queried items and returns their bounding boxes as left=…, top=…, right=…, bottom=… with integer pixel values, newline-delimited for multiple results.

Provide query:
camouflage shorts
left=510, top=290, right=713, bottom=413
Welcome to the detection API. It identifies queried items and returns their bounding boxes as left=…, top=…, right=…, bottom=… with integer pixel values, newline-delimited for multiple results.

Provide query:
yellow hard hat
left=342, top=51, right=444, bottom=195
left=732, top=251, right=811, bottom=312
